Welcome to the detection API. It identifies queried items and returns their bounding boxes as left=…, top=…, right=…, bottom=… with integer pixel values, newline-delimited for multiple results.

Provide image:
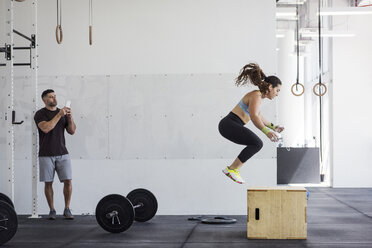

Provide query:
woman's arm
left=259, top=112, right=271, bottom=127
left=249, top=94, right=278, bottom=141
left=260, top=113, right=284, bottom=133
left=248, top=95, right=266, bottom=130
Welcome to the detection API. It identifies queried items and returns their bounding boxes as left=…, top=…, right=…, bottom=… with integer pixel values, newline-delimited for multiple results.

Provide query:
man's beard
left=48, top=102, right=57, bottom=107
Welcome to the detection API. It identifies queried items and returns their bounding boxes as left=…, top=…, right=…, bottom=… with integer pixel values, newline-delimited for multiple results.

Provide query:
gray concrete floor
left=4, top=187, right=372, bottom=248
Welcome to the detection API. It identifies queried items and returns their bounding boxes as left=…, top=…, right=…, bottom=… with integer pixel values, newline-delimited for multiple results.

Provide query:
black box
left=277, top=147, right=320, bottom=184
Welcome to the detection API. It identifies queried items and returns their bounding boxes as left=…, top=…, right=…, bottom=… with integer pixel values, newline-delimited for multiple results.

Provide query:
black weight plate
left=188, top=216, right=203, bottom=221
left=0, top=193, right=14, bottom=209
left=95, top=194, right=134, bottom=233
left=201, top=217, right=237, bottom=224
left=0, top=201, right=18, bottom=246
left=127, top=189, right=158, bottom=222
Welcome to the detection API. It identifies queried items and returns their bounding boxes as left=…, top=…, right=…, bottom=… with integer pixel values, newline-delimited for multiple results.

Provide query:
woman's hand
left=274, top=126, right=284, bottom=133
left=267, top=131, right=279, bottom=142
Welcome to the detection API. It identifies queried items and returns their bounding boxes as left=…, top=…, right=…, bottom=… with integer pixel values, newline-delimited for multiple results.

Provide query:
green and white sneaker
left=222, top=166, right=245, bottom=184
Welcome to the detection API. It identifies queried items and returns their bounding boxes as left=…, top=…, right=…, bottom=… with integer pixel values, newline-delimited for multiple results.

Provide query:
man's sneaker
left=48, top=209, right=57, bottom=220
left=63, top=208, right=74, bottom=220
left=222, top=166, right=245, bottom=184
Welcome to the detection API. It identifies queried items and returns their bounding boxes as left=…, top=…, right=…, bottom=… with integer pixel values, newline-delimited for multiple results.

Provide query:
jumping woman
left=218, top=63, right=284, bottom=184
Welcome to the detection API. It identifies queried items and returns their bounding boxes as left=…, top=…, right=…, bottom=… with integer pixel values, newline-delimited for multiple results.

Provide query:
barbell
left=0, top=188, right=157, bottom=243
left=95, top=188, right=158, bottom=233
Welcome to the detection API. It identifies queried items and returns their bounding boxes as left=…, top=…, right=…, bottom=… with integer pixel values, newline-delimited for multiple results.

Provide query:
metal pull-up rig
left=0, top=0, right=39, bottom=219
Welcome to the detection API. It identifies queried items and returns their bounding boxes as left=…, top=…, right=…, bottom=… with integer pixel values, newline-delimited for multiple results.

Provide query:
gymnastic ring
left=56, top=25, right=63, bottom=44
left=291, top=83, right=305, bottom=96
left=313, top=83, right=327, bottom=96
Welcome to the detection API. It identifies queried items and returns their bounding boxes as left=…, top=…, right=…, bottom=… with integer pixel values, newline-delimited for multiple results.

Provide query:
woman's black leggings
left=218, top=112, right=263, bottom=163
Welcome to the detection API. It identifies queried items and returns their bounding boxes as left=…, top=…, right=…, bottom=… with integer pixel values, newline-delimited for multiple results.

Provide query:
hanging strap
left=296, top=3, right=299, bottom=86
left=318, top=0, right=322, bottom=88
left=89, top=0, right=93, bottom=45
left=314, top=0, right=327, bottom=97
left=291, top=0, right=304, bottom=96
left=56, top=0, right=63, bottom=44
left=316, top=0, right=326, bottom=170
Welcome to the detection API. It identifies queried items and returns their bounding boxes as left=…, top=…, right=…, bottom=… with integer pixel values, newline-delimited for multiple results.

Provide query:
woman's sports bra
left=238, top=100, right=250, bottom=115
left=238, top=90, right=261, bottom=116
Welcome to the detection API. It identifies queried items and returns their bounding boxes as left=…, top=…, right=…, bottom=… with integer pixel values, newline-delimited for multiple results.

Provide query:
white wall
left=332, top=14, right=372, bottom=187
left=0, top=0, right=278, bottom=214
left=5, top=0, right=277, bottom=76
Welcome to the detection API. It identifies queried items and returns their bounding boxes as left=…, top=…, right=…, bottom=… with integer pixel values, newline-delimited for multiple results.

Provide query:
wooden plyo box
left=247, top=187, right=307, bottom=239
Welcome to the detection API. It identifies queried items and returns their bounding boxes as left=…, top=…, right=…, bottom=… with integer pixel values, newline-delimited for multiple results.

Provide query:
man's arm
left=66, top=116, right=76, bottom=135
left=66, top=108, right=76, bottom=135
left=37, top=108, right=67, bottom=134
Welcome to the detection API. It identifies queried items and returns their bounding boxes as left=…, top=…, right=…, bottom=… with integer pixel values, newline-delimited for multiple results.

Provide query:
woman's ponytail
left=235, top=63, right=270, bottom=93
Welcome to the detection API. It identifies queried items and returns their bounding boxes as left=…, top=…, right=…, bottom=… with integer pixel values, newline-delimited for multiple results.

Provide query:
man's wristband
left=261, top=126, right=270, bottom=135
left=268, top=123, right=276, bottom=130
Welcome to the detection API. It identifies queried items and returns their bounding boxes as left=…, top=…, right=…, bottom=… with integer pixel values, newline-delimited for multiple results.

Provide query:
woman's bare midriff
left=231, top=106, right=250, bottom=124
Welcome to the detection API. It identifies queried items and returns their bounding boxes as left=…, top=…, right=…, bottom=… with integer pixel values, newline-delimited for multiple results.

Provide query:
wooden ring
left=56, top=25, right=63, bottom=44
left=313, top=83, right=327, bottom=96
left=291, top=83, right=305, bottom=96
left=89, top=26, right=93, bottom=45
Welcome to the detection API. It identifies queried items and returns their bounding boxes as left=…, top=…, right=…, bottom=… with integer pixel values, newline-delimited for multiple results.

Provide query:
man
left=34, top=89, right=76, bottom=220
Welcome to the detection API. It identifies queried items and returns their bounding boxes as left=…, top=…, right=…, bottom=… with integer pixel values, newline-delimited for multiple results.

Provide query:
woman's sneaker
left=222, top=166, right=245, bottom=184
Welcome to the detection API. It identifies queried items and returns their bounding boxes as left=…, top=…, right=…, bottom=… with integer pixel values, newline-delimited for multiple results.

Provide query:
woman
left=218, top=63, right=284, bottom=184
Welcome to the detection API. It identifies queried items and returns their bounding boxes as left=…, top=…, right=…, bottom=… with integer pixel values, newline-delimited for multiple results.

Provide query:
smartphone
left=66, top=100, right=71, bottom=108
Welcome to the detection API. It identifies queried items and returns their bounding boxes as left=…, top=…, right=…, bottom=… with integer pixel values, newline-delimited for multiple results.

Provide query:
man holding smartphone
left=34, top=89, right=76, bottom=220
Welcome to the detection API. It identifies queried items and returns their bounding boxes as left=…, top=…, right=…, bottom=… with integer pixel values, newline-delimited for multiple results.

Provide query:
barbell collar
left=133, top=203, right=144, bottom=209
left=105, top=211, right=118, bottom=219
